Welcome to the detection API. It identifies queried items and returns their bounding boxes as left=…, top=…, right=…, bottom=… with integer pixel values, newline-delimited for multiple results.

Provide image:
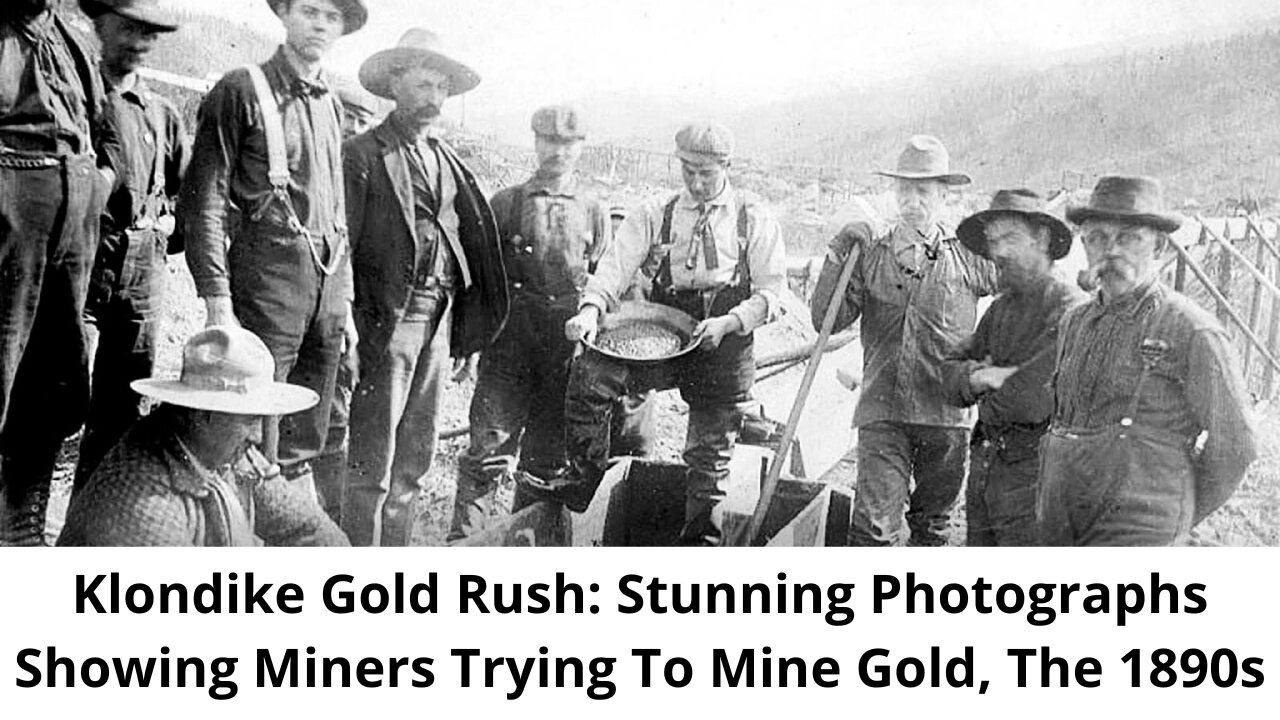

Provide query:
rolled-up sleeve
left=729, top=206, right=787, bottom=333
left=179, top=79, right=244, bottom=298
left=580, top=197, right=658, bottom=313
left=1186, top=326, right=1258, bottom=524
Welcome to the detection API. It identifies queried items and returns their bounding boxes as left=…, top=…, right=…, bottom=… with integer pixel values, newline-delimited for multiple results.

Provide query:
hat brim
left=957, top=209, right=1074, bottom=261
left=80, top=0, right=179, bottom=32
left=359, top=47, right=481, bottom=100
left=876, top=170, right=972, bottom=186
left=266, top=0, right=366, bottom=35
left=131, top=379, right=319, bottom=416
left=1065, top=207, right=1182, bottom=233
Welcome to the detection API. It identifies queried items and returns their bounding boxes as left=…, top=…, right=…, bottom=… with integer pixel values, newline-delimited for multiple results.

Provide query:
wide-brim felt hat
left=359, top=28, right=481, bottom=100
left=875, top=134, right=971, bottom=185
left=266, top=0, right=367, bottom=35
left=79, top=0, right=178, bottom=32
left=957, top=189, right=1073, bottom=261
left=1066, top=175, right=1182, bottom=233
left=132, top=326, right=318, bottom=416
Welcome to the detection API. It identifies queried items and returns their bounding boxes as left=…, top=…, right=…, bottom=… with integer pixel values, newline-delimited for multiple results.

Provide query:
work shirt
left=58, top=409, right=349, bottom=547
left=1051, top=278, right=1257, bottom=500
left=582, top=182, right=787, bottom=333
left=0, top=10, right=118, bottom=164
left=100, top=72, right=186, bottom=241
left=490, top=171, right=609, bottom=308
left=944, top=273, right=1086, bottom=429
left=181, top=47, right=347, bottom=298
left=829, top=223, right=999, bottom=428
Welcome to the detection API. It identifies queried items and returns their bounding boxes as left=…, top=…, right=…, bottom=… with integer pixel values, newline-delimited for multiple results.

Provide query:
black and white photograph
left=1, top=0, right=1278, bottom=548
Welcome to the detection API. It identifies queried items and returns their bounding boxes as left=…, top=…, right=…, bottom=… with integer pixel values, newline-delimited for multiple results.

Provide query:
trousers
left=562, top=331, right=755, bottom=546
left=964, top=423, right=1043, bottom=546
left=228, top=228, right=347, bottom=472
left=74, top=226, right=167, bottom=488
left=344, top=287, right=452, bottom=546
left=1038, top=425, right=1194, bottom=546
left=0, top=154, right=106, bottom=545
left=849, top=421, right=968, bottom=546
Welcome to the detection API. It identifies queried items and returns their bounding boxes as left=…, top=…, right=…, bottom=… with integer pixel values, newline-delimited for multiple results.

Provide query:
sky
left=181, top=0, right=1280, bottom=142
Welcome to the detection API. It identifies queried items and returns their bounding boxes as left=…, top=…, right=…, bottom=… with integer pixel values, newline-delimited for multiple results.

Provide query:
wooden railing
left=1171, top=216, right=1280, bottom=399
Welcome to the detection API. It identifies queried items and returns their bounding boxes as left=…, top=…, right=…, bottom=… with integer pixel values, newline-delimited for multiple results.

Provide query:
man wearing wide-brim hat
left=73, top=0, right=189, bottom=495
left=940, top=189, right=1086, bottom=546
left=810, top=135, right=999, bottom=547
left=58, top=326, right=349, bottom=546
left=179, top=0, right=366, bottom=515
left=1039, top=175, right=1257, bottom=546
left=341, top=28, right=508, bottom=546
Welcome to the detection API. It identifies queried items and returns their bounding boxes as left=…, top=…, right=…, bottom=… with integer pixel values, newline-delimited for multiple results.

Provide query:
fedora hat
left=79, top=0, right=178, bottom=32
left=359, top=28, right=481, bottom=100
left=957, top=189, right=1073, bottom=261
left=266, top=0, right=367, bottom=35
left=132, top=327, right=318, bottom=416
left=875, top=135, right=971, bottom=185
left=1066, top=175, right=1182, bottom=233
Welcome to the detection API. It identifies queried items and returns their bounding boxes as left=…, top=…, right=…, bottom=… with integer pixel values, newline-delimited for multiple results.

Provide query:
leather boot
left=1, top=481, right=51, bottom=547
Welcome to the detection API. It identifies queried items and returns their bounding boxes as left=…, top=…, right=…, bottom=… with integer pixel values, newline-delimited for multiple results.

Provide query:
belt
left=413, top=270, right=454, bottom=291
left=1050, top=422, right=1193, bottom=449
left=0, top=153, right=60, bottom=169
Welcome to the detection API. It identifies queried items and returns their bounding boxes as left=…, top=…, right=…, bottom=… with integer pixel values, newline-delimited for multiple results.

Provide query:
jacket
left=342, top=118, right=508, bottom=359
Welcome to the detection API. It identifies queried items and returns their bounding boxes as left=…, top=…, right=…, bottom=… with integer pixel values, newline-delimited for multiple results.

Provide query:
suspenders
left=654, top=192, right=754, bottom=293
left=244, top=64, right=345, bottom=277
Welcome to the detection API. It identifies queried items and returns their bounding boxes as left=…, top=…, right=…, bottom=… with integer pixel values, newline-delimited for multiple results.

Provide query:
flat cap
left=675, top=121, right=734, bottom=164
left=532, top=105, right=586, bottom=141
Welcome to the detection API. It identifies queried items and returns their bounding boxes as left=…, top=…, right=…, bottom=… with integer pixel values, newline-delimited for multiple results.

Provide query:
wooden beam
left=1245, top=227, right=1269, bottom=381
left=1169, top=241, right=1280, bottom=377
left=1216, top=222, right=1233, bottom=327
left=1195, top=216, right=1280, bottom=309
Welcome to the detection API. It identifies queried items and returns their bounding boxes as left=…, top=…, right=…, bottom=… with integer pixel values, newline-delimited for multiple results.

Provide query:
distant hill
left=716, top=26, right=1280, bottom=206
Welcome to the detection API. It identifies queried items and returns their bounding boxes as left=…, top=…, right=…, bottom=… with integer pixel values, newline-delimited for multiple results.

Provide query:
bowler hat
left=79, top=0, right=178, bottom=32
left=266, top=0, right=367, bottom=36
left=675, top=121, right=734, bottom=164
left=1066, top=175, right=1182, bottom=233
left=359, top=28, right=481, bottom=100
left=132, top=327, right=318, bottom=416
left=957, top=189, right=1073, bottom=261
left=875, top=135, right=971, bottom=185
left=532, top=105, right=586, bottom=141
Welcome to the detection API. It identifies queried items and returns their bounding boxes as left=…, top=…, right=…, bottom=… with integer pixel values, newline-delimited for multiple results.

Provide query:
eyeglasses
left=1081, top=228, right=1150, bottom=250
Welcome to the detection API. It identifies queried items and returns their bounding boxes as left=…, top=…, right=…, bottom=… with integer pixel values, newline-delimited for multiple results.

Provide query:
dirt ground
left=44, top=261, right=1280, bottom=547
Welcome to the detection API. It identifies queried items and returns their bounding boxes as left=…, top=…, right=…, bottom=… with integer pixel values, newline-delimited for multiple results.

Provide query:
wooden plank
left=764, top=486, right=854, bottom=547
left=1217, top=222, right=1233, bottom=327
left=1245, top=224, right=1268, bottom=381
left=1197, top=217, right=1280, bottom=310
left=1268, top=248, right=1280, bottom=398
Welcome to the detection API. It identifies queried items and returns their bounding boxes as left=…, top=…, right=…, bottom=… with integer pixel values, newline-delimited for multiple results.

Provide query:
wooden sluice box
left=461, top=446, right=853, bottom=547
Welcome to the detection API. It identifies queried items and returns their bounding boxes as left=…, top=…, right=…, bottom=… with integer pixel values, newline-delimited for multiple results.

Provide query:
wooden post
left=1217, top=222, right=1233, bottom=327
left=1245, top=223, right=1268, bottom=385
left=1268, top=243, right=1280, bottom=398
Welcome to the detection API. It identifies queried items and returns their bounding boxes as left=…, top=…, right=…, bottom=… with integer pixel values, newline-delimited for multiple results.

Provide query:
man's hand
left=693, top=314, right=743, bottom=351
left=565, top=306, right=602, bottom=343
left=970, top=364, right=1019, bottom=394
left=452, top=354, right=479, bottom=383
left=342, top=308, right=359, bottom=356
left=828, top=220, right=874, bottom=263
left=205, top=296, right=239, bottom=328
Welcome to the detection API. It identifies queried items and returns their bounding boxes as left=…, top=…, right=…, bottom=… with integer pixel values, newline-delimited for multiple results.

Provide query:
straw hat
left=359, top=28, right=480, bottom=100
left=132, top=327, right=318, bottom=416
